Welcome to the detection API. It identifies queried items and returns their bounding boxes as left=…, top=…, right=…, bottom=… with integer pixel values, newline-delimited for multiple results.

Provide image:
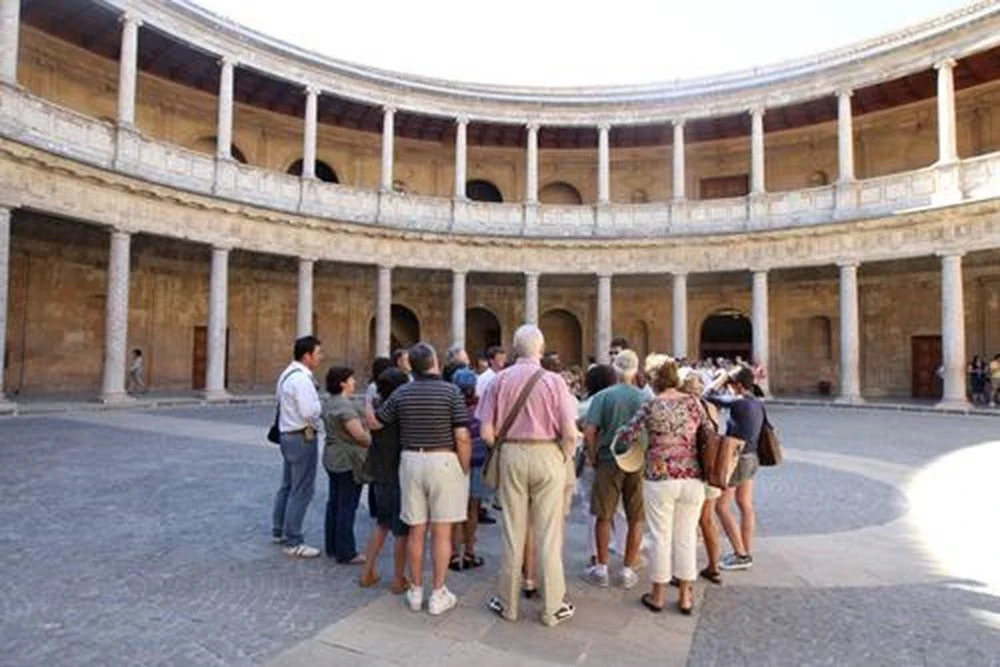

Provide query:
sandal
left=462, top=553, right=485, bottom=570
left=390, top=577, right=411, bottom=595
left=699, top=567, right=722, bottom=585
left=448, top=555, right=463, bottom=572
left=640, top=593, right=664, bottom=613
left=678, top=588, right=694, bottom=616
left=359, top=570, right=381, bottom=588
left=523, top=579, right=538, bottom=599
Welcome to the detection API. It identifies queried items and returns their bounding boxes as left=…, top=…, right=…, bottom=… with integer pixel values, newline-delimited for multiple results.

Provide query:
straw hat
left=610, top=426, right=647, bottom=474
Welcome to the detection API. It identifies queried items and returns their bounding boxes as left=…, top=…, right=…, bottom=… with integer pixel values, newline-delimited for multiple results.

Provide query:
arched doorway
left=286, top=159, right=339, bottom=183
left=628, top=320, right=650, bottom=363
left=368, top=304, right=422, bottom=357
left=540, top=309, right=583, bottom=367
left=699, top=310, right=752, bottom=362
left=539, top=181, right=583, bottom=205
left=465, top=307, right=502, bottom=357
left=466, top=179, right=504, bottom=202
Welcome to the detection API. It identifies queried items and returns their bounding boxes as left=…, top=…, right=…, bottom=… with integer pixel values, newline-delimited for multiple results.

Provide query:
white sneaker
left=406, top=585, right=424, bottom=612
left=581, top=564, right=610, bottom=588
left=621, top=566, right=639, bottom=590
left=428, top=586, right=457, bottom=616
left=283, top=544, right=320, bottom=558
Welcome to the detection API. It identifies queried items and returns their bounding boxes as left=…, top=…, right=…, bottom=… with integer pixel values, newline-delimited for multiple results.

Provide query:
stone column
left=302, top=86, right=318, bottom=179
left=100, top=230, right=131, bottom=403
left=0, top=208, right=12, bottom=405
left=837, top=262, right=862, bottom=403
left=0, top=0, right=20, bottom=85
left=375, top=265, right=392, bottom=358
left=837, top=90, right=855, bottom=183
left=204, top=246, right=229, bottom=400
left=597, top=123, right=610, bottom=204
left=672, top=272, right=688, bottom=358
left=751, top=269, right=770, bottom=395
left=451, top=270, right=466, bottom=348
left=296, top=258, right=314, bottom=337
left=750, top=107, right=766, bottom=194
left=596, top=273, right=612, bottom=364
left=116, top=14, right=140, bottom=127
left=380, top=106, right=395, bottom=192
left=216, top=57, right=235, bottom=160
left=524, top=271, right=539, bottom=326
left=454, top=116, right=468, bottom=199
left=938, top=252, right=967, bottom=408
left=525, top=123, right=539, bottom=204
left=672, top=120, right=686, bottom=201
left=935, top=59, right=958, bottom=164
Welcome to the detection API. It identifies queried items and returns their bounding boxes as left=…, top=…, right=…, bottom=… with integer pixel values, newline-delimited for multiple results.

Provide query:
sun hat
left=612, top=349, right=639, bottom=375
left=610, top=425, right=647, bottom=474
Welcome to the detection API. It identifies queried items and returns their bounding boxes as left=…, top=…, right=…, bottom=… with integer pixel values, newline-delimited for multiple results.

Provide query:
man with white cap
left=581, top=349, right=647, bottom=589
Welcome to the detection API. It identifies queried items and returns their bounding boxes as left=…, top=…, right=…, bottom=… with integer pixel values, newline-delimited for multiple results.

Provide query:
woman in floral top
left=616, top=354, right=705, bottom=614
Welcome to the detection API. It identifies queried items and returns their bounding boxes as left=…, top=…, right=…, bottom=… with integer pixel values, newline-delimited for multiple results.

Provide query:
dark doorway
left=287, top=159, right=339, bottom=183
left=912, top=335, right=943, bottom=399
left=466, top=307, right=502, bottom=357
left=368, top=304, right=422, bottom=357
left=192, top=326, right=230, bottom=390
left=699, top=311, right=752, bottom=361
left=466, top=179, right=504, bottom=202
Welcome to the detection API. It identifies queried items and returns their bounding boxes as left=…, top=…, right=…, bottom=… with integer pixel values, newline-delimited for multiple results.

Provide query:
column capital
left=836, top=88, right=854, bottom=99
left=218, top=55, right=238, bottom=69
left=749, top=266, right=770, bottom=276
left=526, top=122, right=540, bottom=132
left=383, top=105, right=396, bottom=116
left=672, top=270, right=688, bottom=279
left=119, top=12, right=143, bottom=27
left=304, top=85, right=320, bottom=97
left=673, top=118, right=686, bottom=129
left=524, top=270, right=540, bottom=279
left=109, top=227, right=132, bottom=240
left=836, top=259, right=860, bottom=270
left=455, top=114, right=469, bottom=126
left=934, top=57, right=957, bottom=71
left=749, top=105, right=766, bottom=118
left=452, top=268, right=469, bottom=277
left=936, top=250, right=964, bottom=260
left=299, top=255, right=317, bottom=264
left=377, top=263, right=394, bottom=272
left=597, top=122, right=611, bottom=133
left=596, top=271, right=613, bottom=280
left=211, top=244, right=232, bottom=253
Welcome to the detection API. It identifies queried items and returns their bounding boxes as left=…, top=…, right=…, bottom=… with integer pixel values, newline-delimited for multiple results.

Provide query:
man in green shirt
left=582, top=349, right=647, bottom=589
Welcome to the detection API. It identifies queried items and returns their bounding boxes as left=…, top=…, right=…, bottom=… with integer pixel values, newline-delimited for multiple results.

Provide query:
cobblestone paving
left=0, top=404, right=997, bottom=666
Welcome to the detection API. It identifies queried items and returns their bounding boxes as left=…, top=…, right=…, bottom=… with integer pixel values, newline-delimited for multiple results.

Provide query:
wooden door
left=192, top=326, right=230, bottom=390
left=912, top=335, right=942, bottom=399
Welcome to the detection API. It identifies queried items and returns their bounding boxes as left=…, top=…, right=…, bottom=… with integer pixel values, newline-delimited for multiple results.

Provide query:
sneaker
left=283, top=544, right=320, bottom=558
left=478, top=509, right=497, bottom=525
left=406, top=585, right=424, bottom=612
left=542, top=601, right=575, bottom=628
left=621, top=566, right=639, bottom=590
left=428, top=586, right=457, bottom=616
left=581, top=564, right=610, bottom=588
left=486, top=595, right=509, bottom=619
left=719, top=553, right=753, bottom=571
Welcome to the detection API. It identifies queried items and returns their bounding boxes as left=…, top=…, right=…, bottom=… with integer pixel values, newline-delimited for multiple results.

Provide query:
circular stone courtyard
left=0, top=405, right=997, bottom=666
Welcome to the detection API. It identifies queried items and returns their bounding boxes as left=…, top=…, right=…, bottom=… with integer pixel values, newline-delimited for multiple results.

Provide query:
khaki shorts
left=704, top=484, right=722, bottom=501
left=591, top=460, right=645, bottom=522
left=399, top=450, right=469, bottom=525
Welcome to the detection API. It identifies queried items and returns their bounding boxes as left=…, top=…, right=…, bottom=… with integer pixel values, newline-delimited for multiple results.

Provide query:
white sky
left=192, top=0, right=975, bottom=87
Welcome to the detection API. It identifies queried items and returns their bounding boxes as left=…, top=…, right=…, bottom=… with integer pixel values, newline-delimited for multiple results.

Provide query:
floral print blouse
left=616, top=392, right=704, bottom=482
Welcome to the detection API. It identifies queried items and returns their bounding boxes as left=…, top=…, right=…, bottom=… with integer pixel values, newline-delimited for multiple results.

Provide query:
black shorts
left=368, top=481, right=409, bottom=537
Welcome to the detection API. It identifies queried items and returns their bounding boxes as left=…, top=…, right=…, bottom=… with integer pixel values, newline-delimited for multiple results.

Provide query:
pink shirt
left=475, top=358, right=577, bottom=441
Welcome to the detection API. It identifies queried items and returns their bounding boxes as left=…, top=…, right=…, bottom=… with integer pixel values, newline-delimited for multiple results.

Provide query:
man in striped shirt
left=374, top=342, right=471, bottom=616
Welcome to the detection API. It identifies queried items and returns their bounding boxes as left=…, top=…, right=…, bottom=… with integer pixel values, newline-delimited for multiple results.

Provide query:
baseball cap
left=452, top=367, right=478, bottom=394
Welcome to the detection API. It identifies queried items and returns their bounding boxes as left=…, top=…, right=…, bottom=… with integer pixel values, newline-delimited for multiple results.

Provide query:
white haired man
left=478, top=324, right=578, bottom=627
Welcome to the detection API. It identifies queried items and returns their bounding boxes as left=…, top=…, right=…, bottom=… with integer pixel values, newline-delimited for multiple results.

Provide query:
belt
left=505, top=439, right=558, bottom=446
left=405, top=447, right=454, bottom=454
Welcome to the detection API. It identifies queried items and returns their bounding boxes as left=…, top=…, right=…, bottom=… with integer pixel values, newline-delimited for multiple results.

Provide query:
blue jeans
left=271, top=432, right=318, bottom=546
left=325, top=469, right=362, bottom=562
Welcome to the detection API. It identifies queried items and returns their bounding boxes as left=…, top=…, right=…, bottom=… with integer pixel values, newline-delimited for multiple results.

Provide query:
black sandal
left=522, top=580, right=538, bottom=599
left=699, top=567, right=722, bottom=585
left=448, top=555, right=463, bottom=572
left=463, top=553, right=485, bottom=569
left=640, top=593, right=664, bottom=613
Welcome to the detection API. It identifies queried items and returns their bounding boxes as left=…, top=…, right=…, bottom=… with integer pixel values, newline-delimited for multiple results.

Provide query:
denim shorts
left=469, top=464, right=490, bottom=502
left=728, top=453, right=760, bottom=487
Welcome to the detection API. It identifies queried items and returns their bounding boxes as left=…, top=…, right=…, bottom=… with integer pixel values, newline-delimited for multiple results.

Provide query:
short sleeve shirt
left=585, top=383, right=647, bottom=463
left=322, top=394, right=366, bottom=473
left=375, top=375, right=469, bottom=450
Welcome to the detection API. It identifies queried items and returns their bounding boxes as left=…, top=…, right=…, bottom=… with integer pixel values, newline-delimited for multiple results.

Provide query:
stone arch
left=809, top=170, right=830, bottom=187
left=466, top=179, right=504, bottom=203
left=368, top=304, right=422, bottom=357
left=699, top=309, right=752, bottom=362
left=628, top=320, right=650, bottom=363
left=540, top=308, right=583, bottom=367
left=539, top=181, right=583, bottom=205
left=192, top=136, right=248, bottom=164
left=465, top=307, right=502, bottom=357
left=286, top=159, right=339, bottom=183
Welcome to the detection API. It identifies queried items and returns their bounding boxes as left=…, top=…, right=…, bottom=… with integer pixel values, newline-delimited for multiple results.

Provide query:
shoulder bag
left=756, top=404, right=783, bottom=466
left=482, top=368, right=546, bottom=490
left=696, top=398, right=745, bottom=489
left=266, top=368, right=302, bottom=444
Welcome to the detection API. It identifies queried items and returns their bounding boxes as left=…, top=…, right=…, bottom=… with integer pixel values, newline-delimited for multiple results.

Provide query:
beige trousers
left=496, top=442, right=567, bottom=623
left=643, top=478, right=705, bottom=584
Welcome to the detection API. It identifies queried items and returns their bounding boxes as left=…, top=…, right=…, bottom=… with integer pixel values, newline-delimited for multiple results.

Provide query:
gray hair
left=408, top=342, right=437, bottom=375
left=513, top=324, right=545, bottom=359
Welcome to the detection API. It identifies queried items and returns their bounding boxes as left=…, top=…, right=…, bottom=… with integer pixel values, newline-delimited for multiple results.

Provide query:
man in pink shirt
left=477, top=324, right=578, bottom=627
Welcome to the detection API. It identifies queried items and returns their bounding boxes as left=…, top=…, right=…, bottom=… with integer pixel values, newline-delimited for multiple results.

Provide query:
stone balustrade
left=1, top=84, right=998, bottom=241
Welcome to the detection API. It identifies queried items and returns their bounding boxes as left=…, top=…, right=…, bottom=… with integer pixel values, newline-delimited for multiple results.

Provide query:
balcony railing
left=1, top=85, right=997, bottom=240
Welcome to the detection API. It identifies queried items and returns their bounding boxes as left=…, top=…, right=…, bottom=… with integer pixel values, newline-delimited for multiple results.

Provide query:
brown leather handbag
left=696, top=403, right=745, bottom=489
left=756, top=407, right=783, bottom=466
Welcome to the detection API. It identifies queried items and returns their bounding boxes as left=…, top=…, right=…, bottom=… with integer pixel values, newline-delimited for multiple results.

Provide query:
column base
left=0, top=396, right=16, bottom=414
left=99, top=392, right=135, bottom=406
left=834, top=394, right=865, bottom=405
left=934, top=398, right=970, bottom=412
left=202, top=389, right=232, bottom=403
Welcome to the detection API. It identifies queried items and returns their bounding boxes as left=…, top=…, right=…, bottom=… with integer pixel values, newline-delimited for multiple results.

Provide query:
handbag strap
left=496, top=368, right=546, bottom=442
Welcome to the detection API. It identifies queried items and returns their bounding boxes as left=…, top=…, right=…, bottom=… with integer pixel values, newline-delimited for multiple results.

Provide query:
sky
left=192, top=0, right=975, bottom=87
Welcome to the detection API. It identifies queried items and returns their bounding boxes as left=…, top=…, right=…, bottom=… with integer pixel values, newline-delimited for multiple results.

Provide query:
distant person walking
left=127, top=349, right=146, bottom=394
left=272, top=336, right=324, bottom=558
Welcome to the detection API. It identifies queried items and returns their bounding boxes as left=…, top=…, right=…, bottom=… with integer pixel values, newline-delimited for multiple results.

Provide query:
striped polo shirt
left=375, top=373, right=469, bottom=450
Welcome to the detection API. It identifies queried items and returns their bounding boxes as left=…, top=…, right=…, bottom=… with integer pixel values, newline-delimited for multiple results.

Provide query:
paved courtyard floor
left=1, top=404, right=998, bottom=666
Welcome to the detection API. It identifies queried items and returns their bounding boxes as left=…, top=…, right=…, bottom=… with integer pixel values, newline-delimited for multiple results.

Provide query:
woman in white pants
left=615, top=355, right=705, bottom=615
